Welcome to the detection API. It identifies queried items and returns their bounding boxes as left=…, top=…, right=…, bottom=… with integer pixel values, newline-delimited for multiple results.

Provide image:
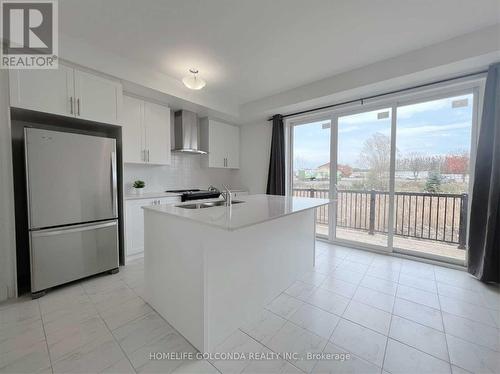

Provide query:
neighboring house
left=317, top=162, right=354, bottom=179
left=316, top=162, right=330, bottom=179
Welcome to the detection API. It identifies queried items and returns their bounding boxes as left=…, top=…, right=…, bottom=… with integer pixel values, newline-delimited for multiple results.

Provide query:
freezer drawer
left=30, top=220, right=118, bottom=292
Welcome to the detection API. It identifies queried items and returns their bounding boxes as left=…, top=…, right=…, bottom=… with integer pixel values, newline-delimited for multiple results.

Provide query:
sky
left=293, top=93, right=473, bottom=170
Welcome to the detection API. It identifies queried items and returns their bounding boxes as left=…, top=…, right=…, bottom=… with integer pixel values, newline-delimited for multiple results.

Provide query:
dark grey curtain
left=468, top=62, right=500, bottom=283
left=266, top=114, right=285, bottom=195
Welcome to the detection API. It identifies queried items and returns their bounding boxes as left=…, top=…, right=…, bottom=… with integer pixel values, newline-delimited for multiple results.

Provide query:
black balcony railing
left=293, top=188, right=468, bottom=248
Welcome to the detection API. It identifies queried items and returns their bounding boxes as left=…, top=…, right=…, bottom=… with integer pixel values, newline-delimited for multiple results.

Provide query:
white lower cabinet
left=124, top=196, right=179, bottom=260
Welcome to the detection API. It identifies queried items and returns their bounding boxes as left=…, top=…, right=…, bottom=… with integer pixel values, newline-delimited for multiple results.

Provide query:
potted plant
left=132, top=180, right=145, bottom=195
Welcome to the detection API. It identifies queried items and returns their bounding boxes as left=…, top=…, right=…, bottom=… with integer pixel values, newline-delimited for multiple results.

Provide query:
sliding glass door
left=291, top=118, right=331, bottom=237
left=333, top=107, right=392, bottom=249
left=288, top=82, right=481, bottom=264
left=393, top=93, right=474, bottom=262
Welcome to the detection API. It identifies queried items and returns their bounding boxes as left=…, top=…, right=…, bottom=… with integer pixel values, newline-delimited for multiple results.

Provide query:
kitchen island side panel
left=144, top=207, right=315, bottom=353
left=143, top=210, right=206, bottom=351
left=204, top=209, right=315, bottom=351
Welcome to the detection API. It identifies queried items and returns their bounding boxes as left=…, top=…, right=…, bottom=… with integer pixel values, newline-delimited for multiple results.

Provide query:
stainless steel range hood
left=172, top=110, right=207, bottom=154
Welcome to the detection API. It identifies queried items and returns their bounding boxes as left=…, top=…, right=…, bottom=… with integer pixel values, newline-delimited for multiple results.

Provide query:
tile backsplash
left=123, top=153, right=242, bottom=194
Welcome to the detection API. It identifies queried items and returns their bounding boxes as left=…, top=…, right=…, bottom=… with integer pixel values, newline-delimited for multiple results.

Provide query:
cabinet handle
left=77, top=98, right=80, bottom=116
left=147, top=150, right=150, bottom=162
left=70, top=97, right=73, bottom=114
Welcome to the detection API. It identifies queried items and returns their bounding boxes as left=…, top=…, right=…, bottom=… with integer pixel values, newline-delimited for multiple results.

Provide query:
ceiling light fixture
left=182, top=68, right=206, bottom=90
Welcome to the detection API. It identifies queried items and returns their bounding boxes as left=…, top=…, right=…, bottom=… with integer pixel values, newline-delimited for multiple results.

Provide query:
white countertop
left=142, top=194, right=331, bottom=231
left=124, top=189, right=248, bottom=201
left=124, top=192, right=181, bottom=200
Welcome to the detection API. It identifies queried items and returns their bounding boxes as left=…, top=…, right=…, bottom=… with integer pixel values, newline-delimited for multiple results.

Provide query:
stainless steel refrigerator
left=25, top=128, right=119, bottom=296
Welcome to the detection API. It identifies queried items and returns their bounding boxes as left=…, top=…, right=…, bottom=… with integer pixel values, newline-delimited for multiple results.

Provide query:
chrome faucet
left=221, top=184, right=232, bottom=206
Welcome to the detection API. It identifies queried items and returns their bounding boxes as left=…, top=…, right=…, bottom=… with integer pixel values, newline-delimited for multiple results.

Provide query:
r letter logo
left=1, top=0, right=58, bottom=69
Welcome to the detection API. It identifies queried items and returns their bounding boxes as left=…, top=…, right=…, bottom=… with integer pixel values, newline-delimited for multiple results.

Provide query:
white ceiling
left=59, top=0, right=500, bottom=106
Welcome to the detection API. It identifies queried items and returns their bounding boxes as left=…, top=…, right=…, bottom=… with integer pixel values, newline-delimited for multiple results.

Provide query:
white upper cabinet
left=144, top=102, right=171, bottom=165
left=9, top=62, right=122, bottom=125
left=200, top=118, right=240, bottom=169
left=122, top=96, right=144, bottom=164
left=9, top=64, right=74, bottom=117
left=74, top=69, right=121, bottom=124
left=226, top=123, right=240, bottom=169
left=122, top=95, right=171, bottom=165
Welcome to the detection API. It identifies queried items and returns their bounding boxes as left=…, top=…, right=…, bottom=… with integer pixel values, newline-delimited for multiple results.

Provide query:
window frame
left=285, top=75, right=485, bottom=265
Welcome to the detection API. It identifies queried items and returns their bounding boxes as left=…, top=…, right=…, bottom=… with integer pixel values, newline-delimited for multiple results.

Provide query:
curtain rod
left=268, top=70, right=487, bottom=121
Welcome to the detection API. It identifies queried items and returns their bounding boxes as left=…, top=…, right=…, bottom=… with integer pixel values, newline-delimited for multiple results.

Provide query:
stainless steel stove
left=165, top=189, right=221, bottom=202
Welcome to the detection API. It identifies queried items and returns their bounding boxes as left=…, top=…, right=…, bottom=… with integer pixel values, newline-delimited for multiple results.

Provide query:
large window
left=393, top=94, right=473, bottom=261
left=335, top=108, right=392, bottom=247
left=291, top=119, right=331, bottom=237
left=288, top=81, right=481, bottom=264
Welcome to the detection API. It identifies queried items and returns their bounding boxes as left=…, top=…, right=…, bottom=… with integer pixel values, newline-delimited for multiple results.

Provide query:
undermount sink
left=176, top=200, right=245, bottom=209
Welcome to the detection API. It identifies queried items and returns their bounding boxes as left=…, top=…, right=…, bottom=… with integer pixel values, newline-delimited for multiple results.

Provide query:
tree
left=399, top=152, right=432, bottom=180
left=443, top=152, right=469, bottom=182
left=359, top=133, right=392, bottom=189
left=425, top=171, right=442, bottom=193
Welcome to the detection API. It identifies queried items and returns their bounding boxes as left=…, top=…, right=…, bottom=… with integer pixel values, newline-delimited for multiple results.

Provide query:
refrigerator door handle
left=31, top=221, right=117, bottom=237
left=111, top=151, right=118, bottom=217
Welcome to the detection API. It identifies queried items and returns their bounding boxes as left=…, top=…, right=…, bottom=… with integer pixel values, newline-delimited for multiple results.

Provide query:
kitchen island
left=143, top=194, right=330, bottom=352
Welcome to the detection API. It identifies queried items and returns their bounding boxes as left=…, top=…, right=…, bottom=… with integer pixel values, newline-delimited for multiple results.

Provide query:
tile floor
left=1, top=241, right=499, bottom=374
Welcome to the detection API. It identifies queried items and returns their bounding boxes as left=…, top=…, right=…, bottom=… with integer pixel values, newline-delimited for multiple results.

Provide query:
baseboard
left=316, top=237, right=466, bottom=271
left=0, top=281, right=8, bottom=302
left=126, top=251, right=144, bottom=264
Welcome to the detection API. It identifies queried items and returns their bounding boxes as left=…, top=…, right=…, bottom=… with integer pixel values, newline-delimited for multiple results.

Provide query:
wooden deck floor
left=316, top=224, right=466, bottom=262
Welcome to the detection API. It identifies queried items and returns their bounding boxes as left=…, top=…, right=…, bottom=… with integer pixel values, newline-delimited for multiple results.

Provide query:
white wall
left=238, top=122, right=272, bottom=194
left=0, top=71, right=17, bottom=301
left=240, top=24, right=500, bottom=123
left=123, top=153, right=241, bottom=194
